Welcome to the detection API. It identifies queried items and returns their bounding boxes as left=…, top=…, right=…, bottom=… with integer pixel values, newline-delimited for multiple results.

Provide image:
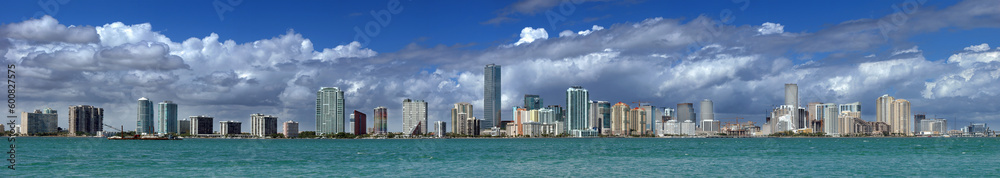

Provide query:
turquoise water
left=3, top=137, right=999, bottom=176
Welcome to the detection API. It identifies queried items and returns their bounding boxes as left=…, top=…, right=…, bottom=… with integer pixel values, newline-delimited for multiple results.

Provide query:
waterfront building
left=374, top=106, right=388, bottom=134
left=316, top=87, right=345, bottom=134
left=596, top=101, right=611, bottom=133
left=545, top=105, right=566, bottom=133
left=524, top=94, right=543, bottom=110
left=610, top=102, right=629, bottom=136
left=566, top=86, right=590, bottom=135
left=919, top=118, right=947, bottom=135
left=466, top=118, right=481, bottom=136
left=914, top=114, right=926, bottom=135
left=770, top=105, right=797, bottom=132
left=250, top=113, right=278, bottom=137
left=137, top=97, right=154, bottom=134
left=434, top=121, right=446, bottom=137
left=627, top=107, right=647, bottom=135
left=807, top=102, right=821, bottom=126
left=817, top=103, right=839, bottom=136
left=353, top=110, right=367, bottom=135
left=156, top=101, right=177, bottom=134
left=402, top=99, right=428, bottom=135
left=677, top=103, right=696, bottom=124
left=484, top=64, right=502, bottom=129
left=699, top=99, right=718, bottom=132
left=283, top=120, right=299, bottom=138
left=538, top=108, right=556, bottom=124
left=512, top=107, right=529, bottom=136
left=680, top=120, right=696, bottom=135
left=640, top=105, right=657, bottom=135
left=451, top=102, right=474, bottom=135
left=178, top=119, right=191, bottom=134
left=966, top=123, right=989, bottom=135
left=20, top=109, right=58, bottom=134
left=876, top=95, right=912, bottom=135
left=664, top=120, right=679, bottom=135
left=190, top=116, right=214, bottom=135
left=785, top=84, right=799, bottom=130
left=220, top=120, right=241, bottom=135
left=68, top=105, right=103, bottom=136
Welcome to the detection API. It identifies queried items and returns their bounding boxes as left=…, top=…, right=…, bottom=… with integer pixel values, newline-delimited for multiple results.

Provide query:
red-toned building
left=353, top=110, right=367, bottom=135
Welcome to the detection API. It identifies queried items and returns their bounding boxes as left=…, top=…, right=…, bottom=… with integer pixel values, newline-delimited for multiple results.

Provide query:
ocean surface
left=3, top=137, right=999, bottom=177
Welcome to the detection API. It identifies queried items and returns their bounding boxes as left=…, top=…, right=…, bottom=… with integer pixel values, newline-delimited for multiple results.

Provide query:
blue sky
left=2, top=0, right=999, bottom=133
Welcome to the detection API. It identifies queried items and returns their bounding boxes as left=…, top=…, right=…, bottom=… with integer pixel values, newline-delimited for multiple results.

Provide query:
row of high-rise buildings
left=759, top=84, right=923, bottom=136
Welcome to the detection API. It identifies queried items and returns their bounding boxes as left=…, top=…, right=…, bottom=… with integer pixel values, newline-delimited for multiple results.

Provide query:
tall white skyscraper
left=566, top=86, right=590, bottom=133
left=316, top=87, right=345, bottom=134
left=484, top=64, right=501, bottom=129
left=403, top=99, right=428, bottom=135
left=137, top=97, right=154, bottom=134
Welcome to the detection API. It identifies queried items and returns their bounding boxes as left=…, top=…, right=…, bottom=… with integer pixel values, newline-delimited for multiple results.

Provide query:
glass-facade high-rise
left=157, top=101, right=177, bottom=134
left=484, top=64, right=501, bottom=130
left=566, top=86, right=590, bottom=132
left=316, top=87, right=345, bottom=134
left=677, top=103, right=696, bottom=123
left=137, top=97, right=154, bottom=134
left=524, top=94, right=543, bottom=110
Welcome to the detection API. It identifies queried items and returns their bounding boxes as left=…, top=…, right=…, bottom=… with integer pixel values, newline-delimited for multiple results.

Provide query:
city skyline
left=3, top=0, right=1000, bottom=133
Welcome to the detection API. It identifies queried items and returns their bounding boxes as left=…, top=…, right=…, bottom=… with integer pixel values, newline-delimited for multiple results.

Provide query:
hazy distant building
left=966, top=123, right=988, bottom=135
left=352, top=110, right=367, bottom=135
left=178, top=119, right=191, bottom=134
left=434, top=121, right=446, bottom=137
left=316, top=87, right=346, bottom=134
left=220, top=120, right=242, bottom=135
left=137, top=97, right=154, bottom=134
left=680, top=120, right=696, bottom=135
left=284, top=120, right=299, bottom=138
left=68, top=105, right=103, bottom=136
left=677, top=103, right=696, bottom=123
left=250, top=113, right=278, bottom=137
left=374, top=106, right=388, bottom=134
left=484, top=64, right=502, bottom=129
left=156, top=101, right=178, bottom=134
left=451, top=102, right=474, bottom=135
left=524, top=94, right=543, bottom=110
left=785, top=84, right=799, bottom=130
left=190, top=116, right=214, bottom=135
left=566, top=86, right=590, bottom=135
left=402, top=99, right=428, bottom=135
left=20, top=109, right=58, bottom=134
left=919, top=118, right=947, bottom=135
left=914, top=114, right=926, bottom=135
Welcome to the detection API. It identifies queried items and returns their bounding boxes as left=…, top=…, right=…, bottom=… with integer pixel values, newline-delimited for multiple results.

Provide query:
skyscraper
left=353, top=110, right=367, bottom=135
left=699, top=99, right=717, bottom=132
left=628, top=107, right=647, bottom=135
left=484, top=64, right=501, bottom=129
left=137, top=97, right=154, bottom=134
left=891, top=99, right=911, bottom=135
left=316, top=87, right=345, bottom=134
left=190, top=116, right=213, bottom=135
left=566, top=86, right=590, bottom=132
left=611, top=102, right=629, bottom=136
left=374, top=106, right=388, bottom=134
left=283, top=120, right=299, bottom=138
left=524, top=94, right=543, bottom=110
left=250, top=113, right=278, bottom=137
left=20, top=109, right=57, bottom=135
left=68, top=105, right=103, bottom=136
left=589, top=101, right=610, bottom=132
left=914, top=114, right=926, bottom=134
left=157, top=101, right=178, bottom=134
left=598, top=101, right=611, bottom=132
left=677, top=103, right=696, bottom=123
left=818, top=103, right=839, bottom=136
left=785, top=84, right=799, bottom=129
left=402, top=99, right=428, bottom=135
left=434, top=121, right=446, bottom=137
left=451, top=102, right=473, bottom=134
left=877, top=95, right=912, bottom=135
